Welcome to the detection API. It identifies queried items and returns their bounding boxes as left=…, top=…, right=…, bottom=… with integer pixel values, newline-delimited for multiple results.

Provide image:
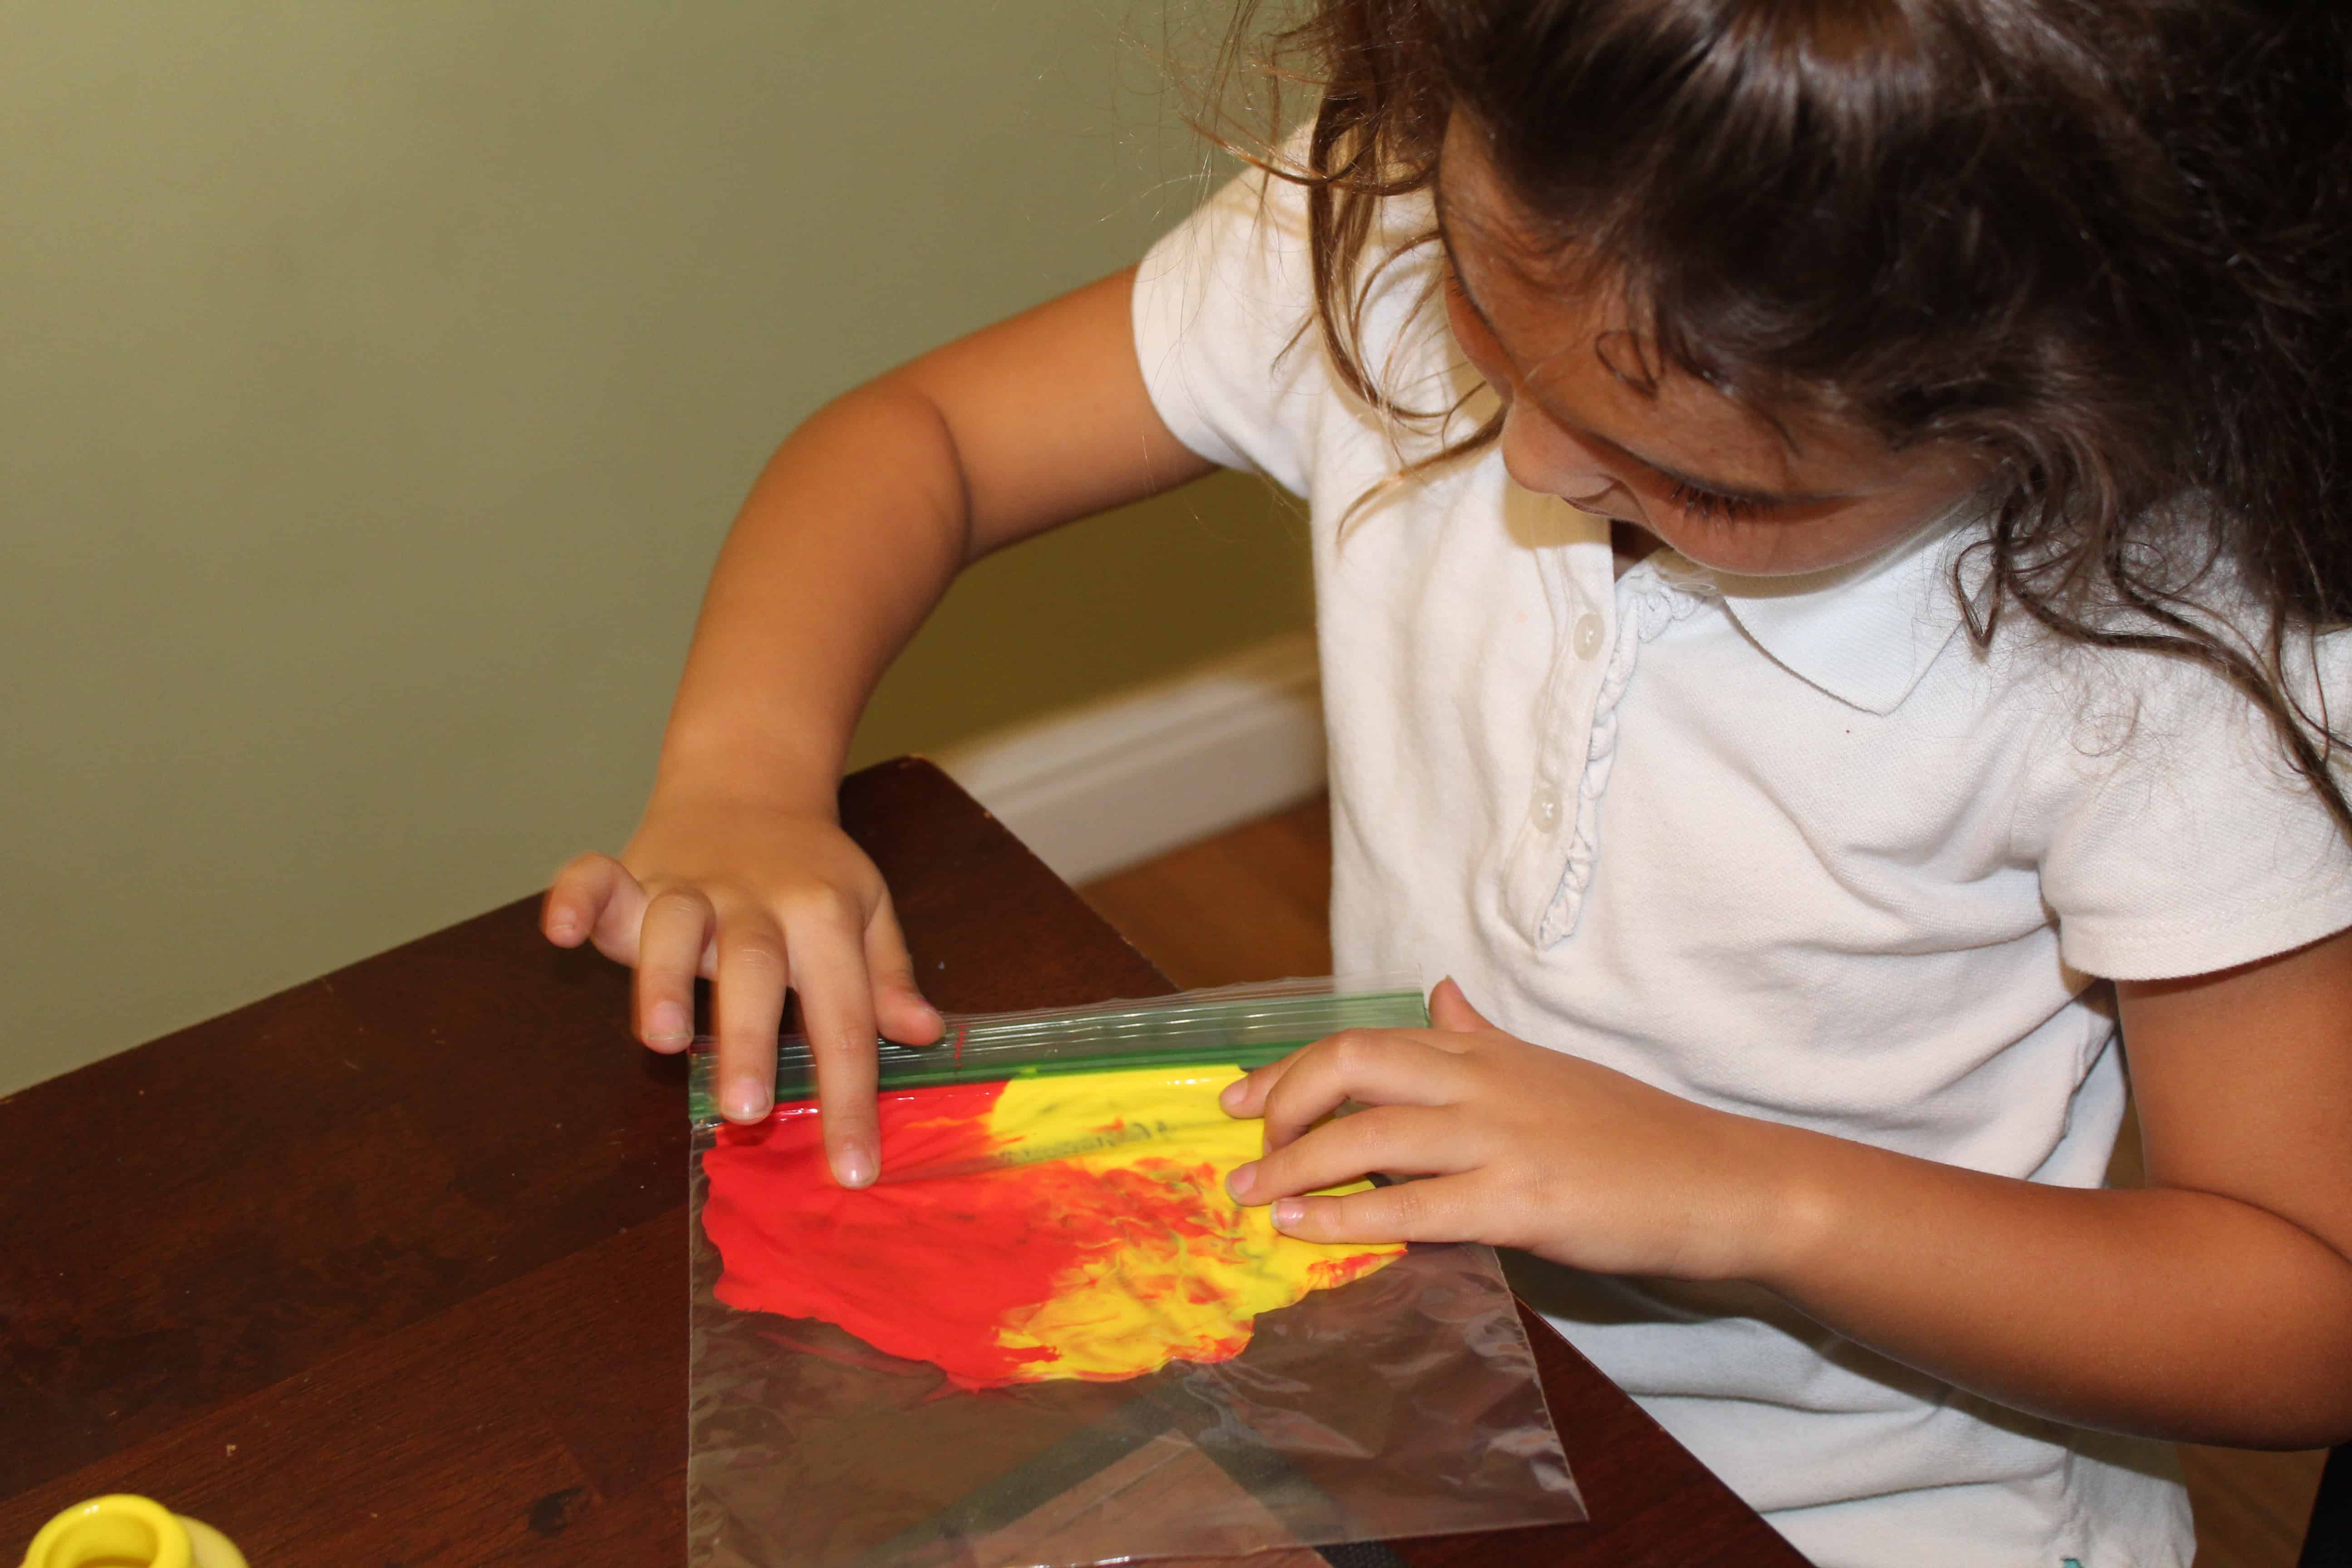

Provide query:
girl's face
left=1436, top=116, right=1981, bottom=577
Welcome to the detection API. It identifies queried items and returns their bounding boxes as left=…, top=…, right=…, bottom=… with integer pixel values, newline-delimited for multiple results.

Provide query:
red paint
left=699, top=1079, right=1335, bottom=1389
left=701, top=1082, right=1065, bottom=1386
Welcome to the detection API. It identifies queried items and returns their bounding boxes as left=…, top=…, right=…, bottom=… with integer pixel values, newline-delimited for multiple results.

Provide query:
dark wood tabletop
left=1, top=758, right=1806, bottom=1568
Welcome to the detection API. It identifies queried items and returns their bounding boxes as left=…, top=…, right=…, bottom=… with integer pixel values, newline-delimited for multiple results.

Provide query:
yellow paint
left=980, top=1066, right=1403, bottom=1381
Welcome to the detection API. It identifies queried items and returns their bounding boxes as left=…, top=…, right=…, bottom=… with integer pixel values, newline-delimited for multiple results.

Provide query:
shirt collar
left=1660, top=505, right=1986, bottom=716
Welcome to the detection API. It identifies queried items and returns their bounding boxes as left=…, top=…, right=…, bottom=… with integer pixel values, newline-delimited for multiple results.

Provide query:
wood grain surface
left=0, top=758, right=1802, bottom=1567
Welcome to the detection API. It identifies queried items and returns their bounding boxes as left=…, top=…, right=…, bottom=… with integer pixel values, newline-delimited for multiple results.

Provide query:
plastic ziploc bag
left=687, top=976, right=1586, bottom=1568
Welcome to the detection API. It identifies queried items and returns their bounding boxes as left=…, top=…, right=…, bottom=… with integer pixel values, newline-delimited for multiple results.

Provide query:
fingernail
left=1271, top=1198, right=1304, bottom=1230
left=1219, top=1078, right=1248, bottom=1112
left=647, top=1001, right=691, bottom=1046
left=1226, top=1159, right=1259, bottom=1198
left=723, top=1079, right=770, bottom=1122
left=548, top=916, right=576, bottom=941
left=835, top=1146, right=876, bottom=1189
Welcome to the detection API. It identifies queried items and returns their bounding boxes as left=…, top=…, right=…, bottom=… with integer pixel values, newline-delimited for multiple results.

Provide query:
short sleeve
left=2027, top=635, right=2352, bottom=980
left=1131, top=155, right=1324, bottom=495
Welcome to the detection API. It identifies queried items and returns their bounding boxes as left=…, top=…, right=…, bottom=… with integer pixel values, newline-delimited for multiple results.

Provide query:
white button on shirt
left=1134, top=158, right=2352, bottom=1568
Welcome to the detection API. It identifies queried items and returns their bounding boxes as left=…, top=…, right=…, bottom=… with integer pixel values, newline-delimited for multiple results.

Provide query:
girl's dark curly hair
left=1200, top=0, right=2352, bottom=835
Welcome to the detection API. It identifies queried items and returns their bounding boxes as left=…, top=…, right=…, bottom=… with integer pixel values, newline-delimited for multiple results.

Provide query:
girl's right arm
left=540, top=266, right=1216, bottom=1187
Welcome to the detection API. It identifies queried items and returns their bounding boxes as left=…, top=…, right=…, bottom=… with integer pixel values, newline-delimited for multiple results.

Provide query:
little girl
left=543, top=0, right=2352, bottom=1560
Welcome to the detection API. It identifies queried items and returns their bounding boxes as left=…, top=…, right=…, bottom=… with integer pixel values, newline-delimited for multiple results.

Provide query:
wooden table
left=1, top=760, right=1805, bottom=1568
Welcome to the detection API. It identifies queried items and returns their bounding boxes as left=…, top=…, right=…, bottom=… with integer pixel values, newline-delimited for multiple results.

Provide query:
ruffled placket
left=1526, top=558, right=1708, bottom=949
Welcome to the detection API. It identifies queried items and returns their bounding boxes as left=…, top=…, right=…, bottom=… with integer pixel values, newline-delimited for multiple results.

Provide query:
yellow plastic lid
left=19, top=1496, right=246, bottom=1568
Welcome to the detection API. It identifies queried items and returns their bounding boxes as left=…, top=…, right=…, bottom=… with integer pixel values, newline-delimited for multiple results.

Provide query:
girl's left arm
left=1224, top=931, right=2352, bottom=1447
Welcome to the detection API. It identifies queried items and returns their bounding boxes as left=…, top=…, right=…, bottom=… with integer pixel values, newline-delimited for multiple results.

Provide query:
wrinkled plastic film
left=686, top=978, right=1586, bottom=1568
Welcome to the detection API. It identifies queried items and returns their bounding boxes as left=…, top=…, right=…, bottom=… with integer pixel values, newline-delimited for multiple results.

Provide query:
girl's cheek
left=1444, top=290, right=1514, bottom=404
left=1443, top=280, right=1647, bottom=521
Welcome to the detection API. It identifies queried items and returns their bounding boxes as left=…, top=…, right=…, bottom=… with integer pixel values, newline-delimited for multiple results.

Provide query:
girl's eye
left=1667, top=480, right=1768, bottom=522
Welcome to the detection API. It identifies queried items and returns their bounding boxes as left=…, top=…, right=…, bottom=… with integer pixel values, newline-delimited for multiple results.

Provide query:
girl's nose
left=1498, top=405, right=1640, bottom=521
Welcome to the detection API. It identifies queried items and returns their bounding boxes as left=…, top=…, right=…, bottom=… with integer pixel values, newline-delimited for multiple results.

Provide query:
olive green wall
left=0, top=2, right=1310, bottom=1094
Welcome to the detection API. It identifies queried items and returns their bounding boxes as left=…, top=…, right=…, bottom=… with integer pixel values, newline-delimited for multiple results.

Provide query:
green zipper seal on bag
left=687, top=975, right=1428, bottom=1130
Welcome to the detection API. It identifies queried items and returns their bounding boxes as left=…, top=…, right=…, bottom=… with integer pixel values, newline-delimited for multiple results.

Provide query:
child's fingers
left=1266, top=1171, right=1478, bottom=1246
left=1221, top=1022, right=1477, bottom=1122
left=634, top=887, right=715, bottom=1053
left=544, top=853, right=645, bottom=962
left=1225, top=1104, right=1464, bottom=1204
left=1256, top=1030, right=1466, bottom=1152
left=780, top=908, right=882, bottom=1188
left=1426, top=976, right=1496, bottom=1034
left=1218, top=1047, right=1322, bottom=1119
left=711, top=911, right=789, bottom=1124
left=864, top=893, right=942, bottom=1045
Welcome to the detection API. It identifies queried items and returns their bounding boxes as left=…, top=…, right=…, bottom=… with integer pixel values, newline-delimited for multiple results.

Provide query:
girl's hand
left=539, top=795, right=941, bottom=1187
left=1220, top=978, right=1792, bottom=1282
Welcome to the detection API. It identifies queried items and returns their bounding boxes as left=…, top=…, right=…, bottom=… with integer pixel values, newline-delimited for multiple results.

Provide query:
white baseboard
left=934, top=631, right=1326, bottom=885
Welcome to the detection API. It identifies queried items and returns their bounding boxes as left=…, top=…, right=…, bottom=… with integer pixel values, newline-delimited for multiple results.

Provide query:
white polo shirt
left=1133, top=160, right=2352, bottom=1567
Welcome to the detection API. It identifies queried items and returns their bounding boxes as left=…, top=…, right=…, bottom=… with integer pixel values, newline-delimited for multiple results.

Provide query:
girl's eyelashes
left=1666, top=480, right=1772, bottom=522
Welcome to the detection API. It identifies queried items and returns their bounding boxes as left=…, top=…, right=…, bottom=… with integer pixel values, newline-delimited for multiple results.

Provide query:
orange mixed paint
left=699, top=1065, right=1403, bottom=1389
